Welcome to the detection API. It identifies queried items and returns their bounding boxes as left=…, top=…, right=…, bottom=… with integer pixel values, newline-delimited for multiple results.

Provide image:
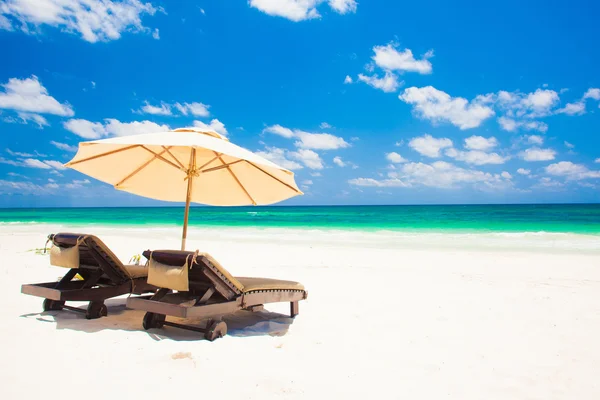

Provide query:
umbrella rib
left=140, top=146, right=187, bottom=173
left=115, top=147, right=171, bottom=188
left=66, top=144, right=141, bottom=166
left=162, top=146, right=186, bottom=169
left=201, top=159, right=244, bottom=173
left=194, top=155, right=221, bottom=174
left=213, top=152, right=256, bottom=205
left=245, top=161, right=303, bottom=194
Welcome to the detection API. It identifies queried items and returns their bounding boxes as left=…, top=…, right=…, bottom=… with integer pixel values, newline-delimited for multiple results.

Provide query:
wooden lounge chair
left=21, top=233, right=156, bottom=319
left=126, top=250, right=308, bottom=341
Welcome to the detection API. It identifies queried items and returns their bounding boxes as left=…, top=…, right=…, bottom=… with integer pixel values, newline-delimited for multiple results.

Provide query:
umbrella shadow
left=20, top=298, right=295, bottom=340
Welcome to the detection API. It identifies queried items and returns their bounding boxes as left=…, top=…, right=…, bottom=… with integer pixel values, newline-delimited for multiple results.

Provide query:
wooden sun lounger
left=126, top=250, right=308, bottom=341
left=21, top=233, right=156, bottom=319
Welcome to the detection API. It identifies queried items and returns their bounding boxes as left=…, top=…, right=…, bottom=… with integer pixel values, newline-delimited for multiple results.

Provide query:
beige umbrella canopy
left=66, top=127, right=303, bottom=249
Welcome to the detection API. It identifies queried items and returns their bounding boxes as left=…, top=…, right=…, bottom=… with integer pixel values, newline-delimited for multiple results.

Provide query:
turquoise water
left=0, top=205, right=600, bottom=234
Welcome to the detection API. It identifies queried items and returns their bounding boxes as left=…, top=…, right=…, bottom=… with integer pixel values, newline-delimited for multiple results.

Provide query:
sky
left=0, top=0, right=599, bottom=207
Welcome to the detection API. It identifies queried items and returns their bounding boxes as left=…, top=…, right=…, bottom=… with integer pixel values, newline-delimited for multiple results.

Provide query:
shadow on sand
left=20, top=298, right=295, bottom=341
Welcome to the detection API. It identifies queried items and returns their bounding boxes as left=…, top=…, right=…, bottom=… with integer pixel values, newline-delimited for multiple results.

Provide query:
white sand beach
left=1, top=224, right=600, bottom=399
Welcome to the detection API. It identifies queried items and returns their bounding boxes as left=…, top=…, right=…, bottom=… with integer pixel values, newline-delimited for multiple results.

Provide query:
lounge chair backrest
left=143, top=250, right=243, bottom=300
left=51, top=233, right=131, bottom=283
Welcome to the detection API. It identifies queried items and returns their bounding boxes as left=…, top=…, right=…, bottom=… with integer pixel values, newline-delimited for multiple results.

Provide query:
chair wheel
left=204, top=320, right=227, bottom=341
left=86, top=302, right=107, bottom=319
left=43, top=299, right=64, bottom=311
left=143, top=312, right=165, bottom=330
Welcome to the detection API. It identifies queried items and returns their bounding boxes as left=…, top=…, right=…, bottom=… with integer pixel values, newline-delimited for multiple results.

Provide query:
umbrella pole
left=181, top=149, right=196, bottom=250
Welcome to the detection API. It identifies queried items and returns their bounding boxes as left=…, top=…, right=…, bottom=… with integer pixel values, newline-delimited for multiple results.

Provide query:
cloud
left=385, top=152, right=407, bottom=163
left=328, top=0, right=357, bottom=14
left=583, top=88, right=600, bottom=100
left=564, top=141, right=575, bottom=149
left=348, top=177, right=409, bottom=188
left=520, top=147, right=556, bottom=161
left=493, top=89, right=559, bottom=118
left=0, top=75, right=74, bottom=116
left=6, top=149, right=33, bottom=157
left=596, top=158, right=600, bottom=163
left=255, top=147, right=303, bottom=170
left=64, top=118, right=169, bottom=138
left=464, top=135, right=498, bottom=151
left=555, top=101, right=586, bottom=116
left=399, top=86, right=494, bottom=129
left=501, top=171, right=512, bottom=179
left=372, top=44, right=433, bottom=74
left=310, top=172, right=321, bottom=177
left=0, top=0, right=162, bottom=43
left=517, top=168, right=531, bottom=175
left=249, top=0, right=357, bottom=21
left=344, top=75, right=353, bottom=84
left=333, top=156, right=346, bottom=167
left=63, top=119, right=108, bottom=139
left=139, top=101, right=172, bottom=115
left=288, top=148, right=324, bottom=169
left=192, top=119, right=228, bottom=137
left=526, top=135, right=544, bottom=145
left=50, top=141, right=78, bottom=152
left=294, top=131, right=350, bottom=150
left=534, top=177, right=564, bottom=189
left=445, top=148, right=508, bottom=165
left=351, top=161, right=512, bottom=190
left=497, top=117, right=548, bottom=133
left=21, top=158, right=64, bottom=170
left=138, top=101, right=211, bottom=117
left=319, top=122, right=332, bottom=129
left=545, top=161, right=600, bottom=180
left=302, top=179, right=313, bottom=185
left=358, top=72, right=402, bottom=93
left=408, top=134, right=452, bottom=158
left=152, top=28, right=159, bottom=40
left=264, top=124, right=295, bottom=138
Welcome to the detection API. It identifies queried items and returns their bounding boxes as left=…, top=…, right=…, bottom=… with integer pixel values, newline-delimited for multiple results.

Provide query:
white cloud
left=255, top=147, right=303, bottom=170
left=50, top=141, right=77, bottom=152
left=526, top=135, right=544, bottom=145
left=3, top=111, right=49, bottom=127
left=494, top=89, right=559, bottom=118
left=564, top=141, right=574, bottom=149
left=595, top=158, right=600, bottom=163
left=319, top=122, right=332, bottom=129
left=289, top=148, right=324, bottom=169
left=517, top=168, right=531, bottom=175
left=294, top=130, right=350, bottom=150
left=464, top=135, right=498, bottom=151
left=385, top=152, right=407, bottom=163
left=6, top=149, right=33, bottom=157
left=445, top=148, right=508, bottom=165
left=348, top=177, right=409, bottom=188
left=399, top=86, right=494, bottom=129
left=501, top=171, right=512, bottom=179
left=140, top=101, right=172, bottom=115
left=545, top=161, right=600, bottom=180
left=328, top=0, right=357, bottom=14
left=174, top=102, right=210, bottom=117
left=583, top=88, right=600, bottom=100
left=192, top=119, right=227, bottom=137
left=64, top=118, right=168, bottom=138
left=23, top=158, right=51, bottom=169
left=43, top=160, right=66, bottom=170
left=344, top=75, right=353, bottom=84
left=63, top=119, right=107, bottom=139
left=0, top=75, right=73, bottom=116
left=535, top=177, right=564, bottom=189
left=358, top=72, right=401, bottom=93
left=555, top=101, right=586, bottom=116
left=408, top=134, right=452, bottom=158
left=0, top=0, right=162, bottom=43
left=520, top=147, right=556, bottom=162
left=264, top=124, right=295, bottom=138
left=372, top=44, right=433, bottom=74
left=249, top=0, right=357, bottom=21
left=302, top=179, right=313, bottom=185
left=310, top=172, right=321, bottom=177
left=152, top=28, right=159, bottom=40
left=333, top=156, right=346, bottom=167
left=497, top=117, right=548, bottom=133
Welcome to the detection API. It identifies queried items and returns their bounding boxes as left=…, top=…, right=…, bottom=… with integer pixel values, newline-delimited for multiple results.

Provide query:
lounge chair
left=126, top=250, right=308, bottom=341
left=21, top=233, right=156, bottom=319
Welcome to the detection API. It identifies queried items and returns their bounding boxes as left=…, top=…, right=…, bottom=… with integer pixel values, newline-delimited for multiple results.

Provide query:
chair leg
left=290, top=301, right=299, bottom=318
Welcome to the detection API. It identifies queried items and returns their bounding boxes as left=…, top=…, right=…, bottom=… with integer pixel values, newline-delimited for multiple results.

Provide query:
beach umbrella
left=65, top=127, right=303, bottom=250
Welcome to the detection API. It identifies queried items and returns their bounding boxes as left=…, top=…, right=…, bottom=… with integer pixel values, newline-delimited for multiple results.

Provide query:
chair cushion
left=123, top=264, right=149, bottom=279
left=237, top=277, right=305, bottom=293
left=197, top=252, right=245, bottom=292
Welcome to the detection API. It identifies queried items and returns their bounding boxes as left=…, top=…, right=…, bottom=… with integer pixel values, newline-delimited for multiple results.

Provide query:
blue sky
left=0, top=0, right=599, bottom=207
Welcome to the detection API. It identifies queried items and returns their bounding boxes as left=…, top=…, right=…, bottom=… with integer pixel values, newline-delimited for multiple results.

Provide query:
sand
left=1, top=224, right=599, bottom=399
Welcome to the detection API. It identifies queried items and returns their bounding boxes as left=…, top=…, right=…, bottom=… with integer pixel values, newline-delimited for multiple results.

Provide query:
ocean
left=1, top=204, right=599, bottom=235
